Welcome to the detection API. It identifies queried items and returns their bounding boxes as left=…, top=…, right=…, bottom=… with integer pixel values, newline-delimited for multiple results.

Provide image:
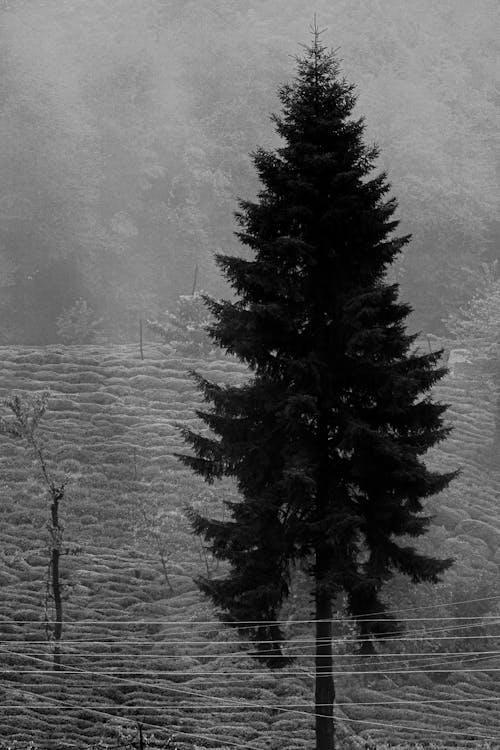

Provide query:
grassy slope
left=0, top=344, right=499, bottom=749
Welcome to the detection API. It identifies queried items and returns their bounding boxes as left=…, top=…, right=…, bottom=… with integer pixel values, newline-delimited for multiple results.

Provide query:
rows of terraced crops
left=0, top=344, right=499, bottom=749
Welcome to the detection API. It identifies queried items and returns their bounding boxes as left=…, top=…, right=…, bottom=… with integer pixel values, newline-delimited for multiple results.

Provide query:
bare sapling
left=133, top=494, right=188, bottom=593
left=0, top=392, right=66, bottom=670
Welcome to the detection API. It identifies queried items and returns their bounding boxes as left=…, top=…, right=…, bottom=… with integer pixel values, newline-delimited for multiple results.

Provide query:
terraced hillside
left=0, top=343, right=499, bottom=749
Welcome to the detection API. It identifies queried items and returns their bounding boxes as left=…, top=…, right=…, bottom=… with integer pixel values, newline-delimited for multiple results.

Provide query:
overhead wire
left=3, top=668, right=500, bottom=745
left=4, top=645, right=500, bottom=744
left=8, top=648, right=500, bottom=660
left=2, top=615, right=499, bottom=648
left=3, top=642, right=500, bottom=677
left=2, top=593, right=499, bottom=746
left=0, top=651, right=498, bottom=674
left=2, top=668, right=500, bottom=677
left=5, top=647, right=500, bottom=673
left=0, top=683, right=265, bottom=750
left=2, top=590, right=500, bottom=627
left=4, top=632, right=500, bottom=676
left=3, top=611, right=500, bottom=626
left=4, top=632, right=499, bottom=652
left=3, top=695, right=500, bottom=708
left=1, top=615, right=499, bottom=645
left=333, top=714, right=500, bottom=742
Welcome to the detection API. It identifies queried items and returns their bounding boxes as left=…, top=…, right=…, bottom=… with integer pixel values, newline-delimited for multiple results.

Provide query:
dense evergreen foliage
left=181, top=34, right=456, bottom=749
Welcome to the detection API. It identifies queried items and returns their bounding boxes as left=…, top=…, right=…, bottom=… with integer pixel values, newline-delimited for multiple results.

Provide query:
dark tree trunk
left=50, top=488, right=63, bottom=671
left=315, top=558, right=335, bottom=750
left=314, top=403, right=335, bottom=749
left=157, top=543, right=174, bottom=593
left=51, top=547, right=62, bottom=669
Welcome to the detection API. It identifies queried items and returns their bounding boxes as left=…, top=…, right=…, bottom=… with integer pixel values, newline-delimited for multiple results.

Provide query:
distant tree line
left=0, top=0, right=498, bottom=343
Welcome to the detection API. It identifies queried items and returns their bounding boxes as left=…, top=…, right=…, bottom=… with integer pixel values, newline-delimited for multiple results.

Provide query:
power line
left=0, top=684, right=264, bottom=750
left=8, top=648, right=500, bottom=658
left=2, top=693, right=499, bottom=749
left=336, top=714, right=500, bottom=742
left=1, top=591, right=499, bottom=627
left=8, top=649, right=500, bottom=675
left=4, top=684, right=500, bottom=710
left=3, top=610, right=500, bottom=626
left=2, top=618, right=499, bottom=747
left=4, top=695, right=500, bottom=708
left=3, top=677, right=500, bottom=745
left=0, top=651, right=498, bottom=674
left=72, top=591, right=500, bottom=617
left=2, top=619, right=498, bottom=645
left=4, top=655, right=500, bottom=676
left=3, top=614, right=500, bottom=623
left=6, top=666, right=500, bottom=674
left=373, top=592, right=500, bottom=616
left=4, top=642, right=500, bottom=677
left=4, top=642, right=499, bottom=663
left=4, top=650, right=500, bottom=744
left=3, top=646, right=496, bottom=715
left=2, top=617, right=498, bottom=647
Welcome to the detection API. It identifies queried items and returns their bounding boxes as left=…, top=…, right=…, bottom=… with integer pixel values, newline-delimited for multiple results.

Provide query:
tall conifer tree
left=181, top=29, right=455, bottom=750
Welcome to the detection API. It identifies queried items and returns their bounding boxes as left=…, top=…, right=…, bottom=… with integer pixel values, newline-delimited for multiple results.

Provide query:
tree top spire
left=310, top=14, right=328, bottom=49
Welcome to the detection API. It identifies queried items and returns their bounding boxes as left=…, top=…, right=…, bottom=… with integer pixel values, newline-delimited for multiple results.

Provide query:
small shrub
left=146, top=292, right=214, bottom=355
left=56, top=299, right=103, bottom=344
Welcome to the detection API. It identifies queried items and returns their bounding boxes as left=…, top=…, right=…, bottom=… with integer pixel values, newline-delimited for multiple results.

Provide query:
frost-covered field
left=0, top=344, right=498, bottom=749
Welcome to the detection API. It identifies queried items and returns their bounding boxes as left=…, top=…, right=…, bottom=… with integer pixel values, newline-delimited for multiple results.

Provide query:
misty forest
left=0, top=1, right=499, bottom=749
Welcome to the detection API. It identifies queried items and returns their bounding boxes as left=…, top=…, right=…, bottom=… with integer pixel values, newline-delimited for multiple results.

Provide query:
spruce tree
left=181, top=29, right=455, bottom=750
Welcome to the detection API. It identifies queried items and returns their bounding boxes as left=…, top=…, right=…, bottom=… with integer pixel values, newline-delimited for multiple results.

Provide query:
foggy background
left=0, top=0, right=498, bottom=343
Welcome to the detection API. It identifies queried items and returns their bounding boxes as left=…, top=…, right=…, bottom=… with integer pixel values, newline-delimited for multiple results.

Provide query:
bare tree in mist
left=0, top=393, right=66, bottom=670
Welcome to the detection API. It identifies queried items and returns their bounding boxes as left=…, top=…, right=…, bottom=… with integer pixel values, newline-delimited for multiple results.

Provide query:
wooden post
left=191, top=264, right=198, bottom=296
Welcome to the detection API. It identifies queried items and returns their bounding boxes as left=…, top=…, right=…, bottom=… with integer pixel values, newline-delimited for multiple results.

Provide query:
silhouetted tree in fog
left=181, top=30, right=456, bottom=750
